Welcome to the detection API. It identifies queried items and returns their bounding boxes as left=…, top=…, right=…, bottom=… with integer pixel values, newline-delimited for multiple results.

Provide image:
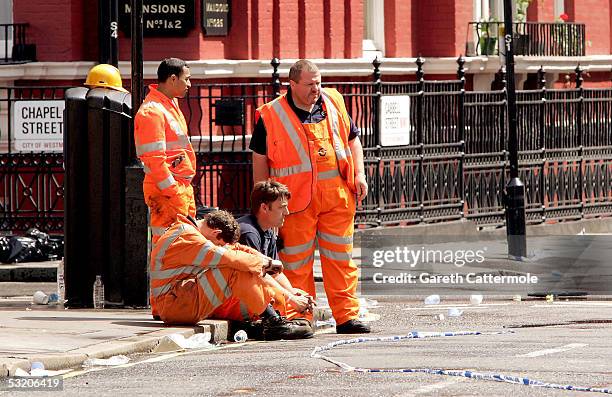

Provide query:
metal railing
left=466, top=21, right=585, bottom=56
left=0, top=23, right=36, bottom=64
left=1, top=59, right=612, bottom=232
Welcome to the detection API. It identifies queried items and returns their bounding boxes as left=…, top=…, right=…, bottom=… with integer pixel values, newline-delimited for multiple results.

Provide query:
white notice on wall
left=12, top=100, right=64, bottom=152
left=380, top=95, right=411, bottom=147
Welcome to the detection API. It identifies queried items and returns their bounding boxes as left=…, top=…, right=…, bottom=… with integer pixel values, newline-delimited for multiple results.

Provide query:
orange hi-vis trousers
left=209, top=287, right=307, bottom=322
left=144, top=180, right=195, bottom=244
left=155, top=268, right=275, bottom=326
left=278, top=119, right=359, bottom=326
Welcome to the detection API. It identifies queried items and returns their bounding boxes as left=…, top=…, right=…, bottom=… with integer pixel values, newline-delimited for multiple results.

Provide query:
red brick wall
left=417, top=0, right=455, bottom=56
left=568, top=0, right=611, bottom=54
left=528, top=0, right=555, bottom=22
left=14, top=0, right=89, bottom=61
left=384, top=0, right=412, bottom=57
left=344, top=0, right=363, bottom=58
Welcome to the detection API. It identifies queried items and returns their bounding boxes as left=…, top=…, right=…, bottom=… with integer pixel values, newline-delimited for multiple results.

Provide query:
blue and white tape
left=311, top=330, right=612, bottom=394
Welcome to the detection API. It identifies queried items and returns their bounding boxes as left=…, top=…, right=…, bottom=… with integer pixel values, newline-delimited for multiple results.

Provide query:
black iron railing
left=0, top=23, right=36, bottom=64
left=467, top=21, right=585, bottom=56
left=1, top=60, right=612, bottom=233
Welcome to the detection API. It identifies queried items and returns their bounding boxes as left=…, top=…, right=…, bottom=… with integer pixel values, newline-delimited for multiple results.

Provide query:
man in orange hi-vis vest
left=134, top=58, right=196, bottom=244
left=150, top=211, right=313, bottom=340
left=250, top=59, right=370, bottom=334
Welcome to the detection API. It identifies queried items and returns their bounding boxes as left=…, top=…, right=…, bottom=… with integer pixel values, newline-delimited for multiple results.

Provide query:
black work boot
left=263, top=315, right=314, bottom=340
left=336, top=319, right=371, bottom=334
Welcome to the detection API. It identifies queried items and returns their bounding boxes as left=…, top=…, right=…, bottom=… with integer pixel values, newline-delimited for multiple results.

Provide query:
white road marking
left=402, top=303, right=512, bottom=311
left=411, top=378, right=465, bottom=394
left=531, top=302, right=612, bottom=308
left=517, top=343, right=587, bottom=358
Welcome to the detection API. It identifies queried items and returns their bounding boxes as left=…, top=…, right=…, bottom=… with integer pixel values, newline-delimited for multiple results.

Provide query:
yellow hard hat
left=85, top=64, right=128, bottom=93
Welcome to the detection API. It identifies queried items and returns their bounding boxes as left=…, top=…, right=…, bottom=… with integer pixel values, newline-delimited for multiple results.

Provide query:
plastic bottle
left=93, top=275, right=105, bottom=309
left=470, top=294, right=483, bottom=305
left=424, top=294, right=440, bottom=305
left=56, top=259, right=65, bottom=303
left=233, top=330, right=248, bottom=343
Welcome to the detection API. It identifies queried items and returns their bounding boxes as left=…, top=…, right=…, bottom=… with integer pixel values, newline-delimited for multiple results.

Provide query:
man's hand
left=355, top=172, right=368, bottom=202
left=288, top=293, right=315, bottom=313
left=262, top=258, right=283, bottom=276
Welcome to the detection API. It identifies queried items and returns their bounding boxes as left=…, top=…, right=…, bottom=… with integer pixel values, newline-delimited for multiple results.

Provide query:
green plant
left=516, top=0, right=533, bottom=22
left=478, top=18, right=498, bottom=55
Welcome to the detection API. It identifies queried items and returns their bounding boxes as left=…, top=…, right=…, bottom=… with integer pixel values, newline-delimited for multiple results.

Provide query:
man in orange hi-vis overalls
left=150, top=211, right=313, bottom=340
left=250, top=59, right=370, bottom=334
left=134, top=58, right=196, bottom=244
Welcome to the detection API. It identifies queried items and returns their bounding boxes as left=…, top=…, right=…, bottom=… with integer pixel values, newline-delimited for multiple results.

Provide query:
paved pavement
left=0, top=302, right=227, bottom=378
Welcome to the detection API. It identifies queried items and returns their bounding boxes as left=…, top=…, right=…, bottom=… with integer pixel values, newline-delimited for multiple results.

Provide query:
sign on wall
left=119, top=0, right=195, bottom=37
left=12, top=100, right=64, bottom=152
left=380, top=95, right=411, bottom=147
left=201, top=0, right=230, bottom=36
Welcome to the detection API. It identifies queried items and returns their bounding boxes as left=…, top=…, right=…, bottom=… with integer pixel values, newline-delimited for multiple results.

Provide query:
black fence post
left=271, top=58, right=281, bottom=98
left=538, top=66, right=547, bottom=222
left=576, top=64, right=584, bottom=218
left=416, top=56, right=425, bottom=223
left=372, top=57, right=382, bottom=226
left=457, top=55, right=466, bottom=219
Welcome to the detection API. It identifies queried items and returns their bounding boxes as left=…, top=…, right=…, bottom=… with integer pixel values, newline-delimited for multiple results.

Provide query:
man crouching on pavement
left=149, top=211, right=313, bottom=340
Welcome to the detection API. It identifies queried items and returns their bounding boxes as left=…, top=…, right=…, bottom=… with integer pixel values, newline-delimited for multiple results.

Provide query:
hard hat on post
left=85, top=64, right=128, bottom=93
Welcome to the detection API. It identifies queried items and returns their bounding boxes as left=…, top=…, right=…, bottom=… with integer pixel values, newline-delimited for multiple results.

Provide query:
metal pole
left=110, top=0, right=119, bottom=67
left=130, top=0, right=144, bottom=123
left=98, top=0, right=110, bottom=64
left=123, top=0, right=148, bottom=307
left=503, top=0, right=527, bottom=258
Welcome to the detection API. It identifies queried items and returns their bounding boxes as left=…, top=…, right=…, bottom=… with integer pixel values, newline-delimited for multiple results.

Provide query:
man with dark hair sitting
left=210, top=181, right=315, bottom=331
left=149, top=210, right=313, bottom=340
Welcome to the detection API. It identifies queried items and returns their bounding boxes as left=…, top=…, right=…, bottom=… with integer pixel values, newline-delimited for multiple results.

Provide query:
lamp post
left=503, top=0, right=527, bottom=258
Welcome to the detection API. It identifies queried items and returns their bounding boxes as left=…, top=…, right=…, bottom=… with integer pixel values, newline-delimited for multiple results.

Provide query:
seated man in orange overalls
left=150, top=210, right=312, bottom=341
left=209, top=182, right=315, bottom=332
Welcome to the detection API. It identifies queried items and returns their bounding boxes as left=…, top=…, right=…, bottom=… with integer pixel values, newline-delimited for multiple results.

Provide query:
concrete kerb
left=0, top=321, right=228, bottom=378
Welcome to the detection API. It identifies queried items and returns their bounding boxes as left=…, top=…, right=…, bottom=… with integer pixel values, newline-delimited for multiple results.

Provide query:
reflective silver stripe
left=137, top=141, right=166, bottom=156
left=150, top=226, right=166, bottom=237
left=166, top=141, right=184, bottom=150
left=317, top=231, right=353, bottom=245
left=210, top=268, right=231, bottom=299
left=153, top=225, right=185, bottom=272
left=149, top=102, right=187, bottom=136
left=270, top=99, right=312, bottom=171
left=321, top=91, right=352, bottom=162
left=284, top=252, right=315, bottom=271
left=143, top=164, right=152, bottom=174
left=317, top=169, right=340, bottom=180
left=191, top=240, right=214, bottom=267
left=198, top=270, right=222, bottom=307
left=239, top=302, right=250, bottom=321
left=270, top=163, right=312, bottom=178
left=151, top=283, right=172, bottom=298
left=151, top=265, right=201, bottom=280
left=281, top=238, right=315, bottom=256
left=157, top=175, right=177, bottom=190
left=318, top=246, right=352, bottom=261
left=208, top=245, right=226, bottom=269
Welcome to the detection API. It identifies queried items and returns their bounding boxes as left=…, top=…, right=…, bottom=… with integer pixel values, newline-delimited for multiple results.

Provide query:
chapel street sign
left=201, top=0, right=230, bottom=36
left=119, top=0, right=195, bottom=37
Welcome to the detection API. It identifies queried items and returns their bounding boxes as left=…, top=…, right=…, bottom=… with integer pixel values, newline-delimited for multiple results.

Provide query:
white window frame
left=554, top=0, right=565, bottom=19
left=363, top=0, right=385, bottom=57
left=0, top=0, right=13, bottom=59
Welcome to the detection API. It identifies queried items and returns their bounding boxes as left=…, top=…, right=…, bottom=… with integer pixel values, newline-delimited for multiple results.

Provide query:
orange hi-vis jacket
left=256, top=88, right=356, bottom=213
left=150, top=215, right=273, bottom=325
left=134, top=84, right=196, bottom=206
